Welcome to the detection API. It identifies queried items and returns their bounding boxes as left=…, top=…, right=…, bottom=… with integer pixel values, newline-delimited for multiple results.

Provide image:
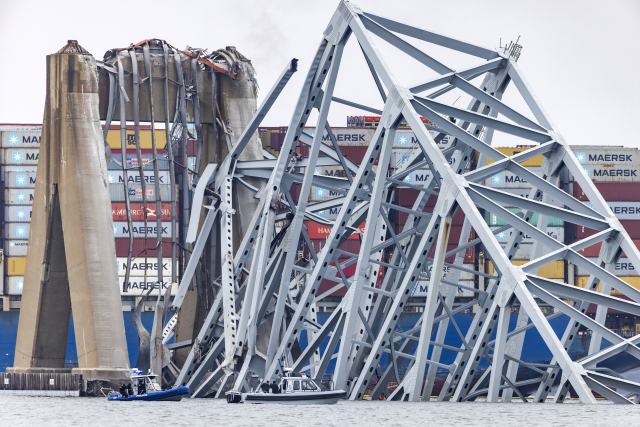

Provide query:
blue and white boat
left=108, top=370, right=190, bottom=402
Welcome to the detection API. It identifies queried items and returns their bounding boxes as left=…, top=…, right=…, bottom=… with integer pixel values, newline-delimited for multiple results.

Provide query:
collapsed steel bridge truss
left=166, top=1, right=640, bottom=403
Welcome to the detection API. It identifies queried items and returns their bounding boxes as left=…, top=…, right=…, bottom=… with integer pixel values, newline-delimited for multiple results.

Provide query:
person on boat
left=260, top=382, right=270, bottom=393
left=127, top=383, right=134, bottom=397
left=138, top=379, right=146, bottom=395
left=120, top=384, right=128, bottom=398
left=270, top=381, right=280, bottom=394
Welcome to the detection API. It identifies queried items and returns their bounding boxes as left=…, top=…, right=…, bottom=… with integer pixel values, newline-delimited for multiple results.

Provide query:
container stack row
left=569, top=147, right=640, bottom=329
left=0, top=124, right=187, bottom=305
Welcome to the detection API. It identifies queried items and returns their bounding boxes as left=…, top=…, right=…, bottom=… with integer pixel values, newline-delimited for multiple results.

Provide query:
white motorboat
left=227, top=372, right=346, bottom=404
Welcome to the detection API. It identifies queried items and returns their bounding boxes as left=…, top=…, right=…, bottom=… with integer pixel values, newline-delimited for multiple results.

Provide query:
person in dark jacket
left=120, top=384, right=128, bottom=398
left=127, top=383, right=134, bottom=397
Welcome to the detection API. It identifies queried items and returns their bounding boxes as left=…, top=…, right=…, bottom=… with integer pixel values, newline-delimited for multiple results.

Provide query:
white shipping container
left=6, top=171, right=37, bottom=188
left=484, top=167, right=543, bottom=188
left=4, top=189, right=34, bottom=205
left=119, top=277, right=177, bottom=296
left=5, top=240, right=29, bottom=256
left=575, top=257, right=638, bottom=276
left=107, top=170, right=171, bottom=185
left=308, top=186, right=344, bottom=202
left=491, top=226, right=564, bottom=244
left=113, top=221, right=172, bottom=238
left=394, top=131, right=449, bottom=148
left=4, top=206, right=32, bottom=222
left=413, top=280, right=476, bottom=297
left=5, top=223, right=30, bottom=239
left=117, top=257, right=173, bottom=277
left=572, top=147, right=639, bottom=165
left=1, top=130, right=41, bottom=148
left=6, top=276, right=24, bottom=294
left=1, top=148, right=39, bottom=165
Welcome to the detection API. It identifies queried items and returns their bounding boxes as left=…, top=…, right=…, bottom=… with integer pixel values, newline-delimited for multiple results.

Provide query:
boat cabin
left=130, top=371, right=162, bottom=396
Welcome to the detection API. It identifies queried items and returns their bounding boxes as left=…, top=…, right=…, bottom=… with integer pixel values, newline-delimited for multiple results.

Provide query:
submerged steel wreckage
left=145, top=1, right=640, bottom=403
left=15, top=1, right=640, bottom=403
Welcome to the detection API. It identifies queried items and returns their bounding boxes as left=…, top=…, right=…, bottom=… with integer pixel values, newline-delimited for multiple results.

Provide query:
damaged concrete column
left=10, top=41, right=130, bottom=384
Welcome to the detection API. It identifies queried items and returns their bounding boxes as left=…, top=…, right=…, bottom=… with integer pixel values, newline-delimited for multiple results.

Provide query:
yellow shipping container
left=485, top=147, right=544, bottom=167
left=106, top=130, right=168, bottom=150
left=576, top=276, right=640, bottom=296
left=487, top=260, right=564, bottom=279
left=6, top=257, right=26, bottom=276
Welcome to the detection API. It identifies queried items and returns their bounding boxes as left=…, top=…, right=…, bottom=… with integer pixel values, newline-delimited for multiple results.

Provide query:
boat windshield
left=301, top=380, right=318, bottom=391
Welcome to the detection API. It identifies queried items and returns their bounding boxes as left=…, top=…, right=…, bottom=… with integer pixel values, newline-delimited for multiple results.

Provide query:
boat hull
left=109, top=386, right=190, bottom=401
left=242, top=390, right=347, bottom=404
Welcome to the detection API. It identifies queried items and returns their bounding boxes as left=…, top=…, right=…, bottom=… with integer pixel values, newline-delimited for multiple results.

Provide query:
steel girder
left=166, top=1, right=640, bottom=403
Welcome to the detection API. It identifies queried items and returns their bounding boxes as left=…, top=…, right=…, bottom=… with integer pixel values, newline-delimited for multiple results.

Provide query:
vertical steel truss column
left=265, top=40, right=342, bottom=371
left=329, top=124, right=397, bottom=392
left=219, top=176, right=238, bottom=366
left=408, top=208, right=454, bottom=401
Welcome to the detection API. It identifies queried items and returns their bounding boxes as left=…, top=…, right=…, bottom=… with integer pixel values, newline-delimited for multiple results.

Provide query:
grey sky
left=1, top=0, right=639, bottom=148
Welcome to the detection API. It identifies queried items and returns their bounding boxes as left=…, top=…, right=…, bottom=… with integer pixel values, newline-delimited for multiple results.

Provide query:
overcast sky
left=1, top=0, right=639, bottom=147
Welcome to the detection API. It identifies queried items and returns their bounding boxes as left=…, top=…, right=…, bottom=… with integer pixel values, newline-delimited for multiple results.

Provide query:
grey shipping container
left=576, top=257, right=638, bottom=276
left=109, top=183, right=174, bottom=203
left=119, top=277, right=176, bottom=296
left=5, top=171, right=37, bottom=188
left=4, top=189, right=34, bottom=205
left=491, top=226, right=564, bottom=244
left=572, top=146, right=639, bottom=165
left=4, top=223, right=30, bottom=239
left=582, top=201, right=640, bottom=220
left=1, top=148, right=39, bottom=165
left=117, top=257, right=173, bottom=277
left=413, top=280, right=475, bottom=297
left=1, top=130, right=41, bottom=148
left=108, top=153, right=170, bottom=171
left=113, top=221, right=173, bottom=238
left=484, top=167, right=543, bottom=188
left=4, top=206, right=32, bottom=222
left=575, top=164, right=640, bottom=183
left=1, top=165, right=37, bottom=180
left=4, top=240, right=29, bottom=256
left=107, top=170, right=171, bottom=185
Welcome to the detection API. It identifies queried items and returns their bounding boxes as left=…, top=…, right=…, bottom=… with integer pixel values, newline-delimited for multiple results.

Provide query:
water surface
left=2, top=395, right=637, bottom=426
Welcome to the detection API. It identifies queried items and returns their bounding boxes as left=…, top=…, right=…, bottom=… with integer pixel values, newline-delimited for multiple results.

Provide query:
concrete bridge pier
left=9, top=41, right=130, bottom=389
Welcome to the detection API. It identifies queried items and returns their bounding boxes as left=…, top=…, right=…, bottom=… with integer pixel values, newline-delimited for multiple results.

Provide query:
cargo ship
left=2, top=121, right=640, bottom=396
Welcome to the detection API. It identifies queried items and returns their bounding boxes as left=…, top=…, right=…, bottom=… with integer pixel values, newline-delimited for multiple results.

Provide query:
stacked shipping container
left=0, top=125, right=183, bottom=302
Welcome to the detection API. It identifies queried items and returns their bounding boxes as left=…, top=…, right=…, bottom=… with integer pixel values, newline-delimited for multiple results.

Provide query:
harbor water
left=1, top=395, right=638, bottom=426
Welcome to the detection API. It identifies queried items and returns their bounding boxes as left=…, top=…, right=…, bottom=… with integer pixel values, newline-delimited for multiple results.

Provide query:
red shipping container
left=395, top=188, right=438, bottom=208
left=303, top=239, right=361, bottom=259
left=115, top=238, right=177, bottom=257
left=340, top=146, right=378, bottom=165
left=574, top=221, right=640, bottom=239
left=577, top=239, right=640, bottom=257
left=305, top=221, right=366, bottom=240
left=112, top=202, right=174, bottom=222
left=573, top=182, right=640, bottom=202
left=427, top=244, right=475, bottom=264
